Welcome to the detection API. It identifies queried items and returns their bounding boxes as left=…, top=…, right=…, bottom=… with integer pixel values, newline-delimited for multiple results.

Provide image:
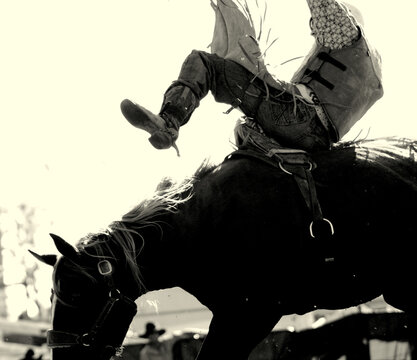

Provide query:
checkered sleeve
left=307, top=0, right=359, bottom=49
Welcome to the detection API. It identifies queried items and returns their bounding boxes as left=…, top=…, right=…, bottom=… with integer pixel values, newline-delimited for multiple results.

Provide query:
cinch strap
left=227, top=145, right=335, bottom=262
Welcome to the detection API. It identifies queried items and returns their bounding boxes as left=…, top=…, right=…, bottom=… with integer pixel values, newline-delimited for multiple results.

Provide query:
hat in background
left=139, top=322, right=166, bottom=338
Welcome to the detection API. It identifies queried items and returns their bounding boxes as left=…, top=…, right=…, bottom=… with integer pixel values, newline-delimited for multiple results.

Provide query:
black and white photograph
left=1, top=1, right=416, bottom=359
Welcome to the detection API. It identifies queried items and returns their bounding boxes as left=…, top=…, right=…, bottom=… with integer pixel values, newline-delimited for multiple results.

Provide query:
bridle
left=47, top=259, right=137, bottom=359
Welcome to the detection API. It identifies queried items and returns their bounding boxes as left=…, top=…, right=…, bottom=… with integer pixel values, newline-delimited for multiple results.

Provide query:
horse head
left=31, top=180, right=190, bottom=360
left=31, top=233, right=138, bottom=360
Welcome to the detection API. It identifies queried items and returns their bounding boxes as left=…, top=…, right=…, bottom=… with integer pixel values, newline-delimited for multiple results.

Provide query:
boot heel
left=148, top=130, right=174, bottom=150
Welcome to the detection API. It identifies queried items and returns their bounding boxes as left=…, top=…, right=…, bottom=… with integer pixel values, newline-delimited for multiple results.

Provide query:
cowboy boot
left=121, top=85, right=198, bottom=153
left=120, top=99, right=180, bottom=150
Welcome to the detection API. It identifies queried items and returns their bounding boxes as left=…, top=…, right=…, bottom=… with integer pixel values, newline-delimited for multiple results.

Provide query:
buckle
left=98, top=260, right=113, bottom=276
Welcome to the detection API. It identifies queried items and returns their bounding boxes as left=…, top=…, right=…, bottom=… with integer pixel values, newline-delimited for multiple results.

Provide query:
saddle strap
left=227, top=148, right=320, bottom=218
left=290, top=165, right=323, bottom=222
left=228, top=148, right=335, bottom=245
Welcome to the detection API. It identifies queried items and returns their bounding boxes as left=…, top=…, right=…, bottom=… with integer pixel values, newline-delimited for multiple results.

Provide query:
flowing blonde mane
left=77, top=161, right=215, bottom=291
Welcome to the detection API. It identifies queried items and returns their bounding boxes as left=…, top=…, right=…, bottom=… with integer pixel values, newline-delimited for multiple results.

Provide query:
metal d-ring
left=109, top=288, right=121, bottom=300
left=279, top=160, right=314, bottom=176
left=309, top=218, right=335, bottom=238
left=80, top=333, right=92, bottom=347
left=278, top=161, right=293, bottom=175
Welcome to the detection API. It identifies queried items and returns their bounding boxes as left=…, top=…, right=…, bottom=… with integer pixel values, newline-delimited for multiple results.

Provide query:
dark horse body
left=35, top=137, right=417, bottom=359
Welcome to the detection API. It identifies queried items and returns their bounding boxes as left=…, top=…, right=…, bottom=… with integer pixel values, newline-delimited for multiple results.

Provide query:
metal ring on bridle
left=309, top=218, right=335, bottom=238
left=80, top=333, right=93, bottom=347
left=109, top=288, right=121, bottom=300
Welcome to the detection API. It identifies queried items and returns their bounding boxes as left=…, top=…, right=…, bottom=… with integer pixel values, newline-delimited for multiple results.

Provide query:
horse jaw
left=28, top=250, right=57, bottom=266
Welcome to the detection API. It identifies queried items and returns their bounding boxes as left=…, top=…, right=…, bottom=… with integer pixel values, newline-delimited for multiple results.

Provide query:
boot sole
left=120, top=99, right=163, bottom=133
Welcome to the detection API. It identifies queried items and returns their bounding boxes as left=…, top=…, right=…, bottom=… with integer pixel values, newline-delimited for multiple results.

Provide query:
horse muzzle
left=48, top=288, right=137, bottom=360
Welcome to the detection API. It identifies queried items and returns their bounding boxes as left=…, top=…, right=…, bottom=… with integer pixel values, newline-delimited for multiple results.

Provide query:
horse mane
left=337, top=136, right=417, bottom=162
left=120, top=158, right=215, bottom=225
left=340, top=136, right=417, bottom=189
left=75, top=159, right=216, bottom=291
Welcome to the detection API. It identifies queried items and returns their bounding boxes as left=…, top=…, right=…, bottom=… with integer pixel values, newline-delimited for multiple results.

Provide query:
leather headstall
left=47, top=259, right=137, bottom=358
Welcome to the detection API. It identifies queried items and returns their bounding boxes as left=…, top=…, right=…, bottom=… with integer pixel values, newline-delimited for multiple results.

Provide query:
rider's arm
left=306, top=0, right=360, bottom=49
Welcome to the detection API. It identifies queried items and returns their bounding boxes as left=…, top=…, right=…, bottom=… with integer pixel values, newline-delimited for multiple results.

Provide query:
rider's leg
left=121, top=50, right=223, bottom=151
left=121, top=50, right=265, bottom=152
left=121, top=49, right=331, bottom=153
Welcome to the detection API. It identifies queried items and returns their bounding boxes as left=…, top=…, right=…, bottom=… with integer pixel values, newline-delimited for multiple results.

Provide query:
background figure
left=20, top=348, right=42, bottom=360
left=139, top=322, right=169, bottom=360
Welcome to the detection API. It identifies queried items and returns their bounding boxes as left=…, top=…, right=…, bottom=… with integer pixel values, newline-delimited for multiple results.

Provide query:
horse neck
left=117, top=211, right=184, bottom=295
left=112, top=176, right=198, bottom=295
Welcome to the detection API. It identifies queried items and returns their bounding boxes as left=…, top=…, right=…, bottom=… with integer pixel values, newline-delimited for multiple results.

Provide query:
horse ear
left=50, top=233, right=78, bottom=260
left=28, top=250, right=57, bottom=266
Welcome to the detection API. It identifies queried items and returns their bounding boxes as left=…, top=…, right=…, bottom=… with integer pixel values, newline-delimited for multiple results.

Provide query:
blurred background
left=0, top=0, right=416, bottom=359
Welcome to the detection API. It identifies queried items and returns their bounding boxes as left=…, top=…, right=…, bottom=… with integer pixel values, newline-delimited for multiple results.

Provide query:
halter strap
left=48, top=259, right=137, bottom=356
left=47, top=330, right=84, bottom=348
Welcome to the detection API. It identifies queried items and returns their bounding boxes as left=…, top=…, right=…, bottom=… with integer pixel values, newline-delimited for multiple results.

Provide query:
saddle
left=229, top=118, right=335, bottom=262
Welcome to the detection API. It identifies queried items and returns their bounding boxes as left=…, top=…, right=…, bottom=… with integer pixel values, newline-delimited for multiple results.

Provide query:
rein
left=48, top=260, right=137, bottom=358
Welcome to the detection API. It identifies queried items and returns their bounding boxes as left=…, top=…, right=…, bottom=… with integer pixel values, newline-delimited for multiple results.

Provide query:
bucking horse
left=31, top=135, right=417, bottom=359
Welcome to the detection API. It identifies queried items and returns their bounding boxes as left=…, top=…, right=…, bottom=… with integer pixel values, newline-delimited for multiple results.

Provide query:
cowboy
left=121, top=0, right=383, bottom=154
left=138, top=322, right=169, bottom=360
left=20, top=349, right=43, bottom=360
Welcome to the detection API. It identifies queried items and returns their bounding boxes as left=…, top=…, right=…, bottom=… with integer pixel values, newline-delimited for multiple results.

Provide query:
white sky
left=0, top=0, right=416, bottom=318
